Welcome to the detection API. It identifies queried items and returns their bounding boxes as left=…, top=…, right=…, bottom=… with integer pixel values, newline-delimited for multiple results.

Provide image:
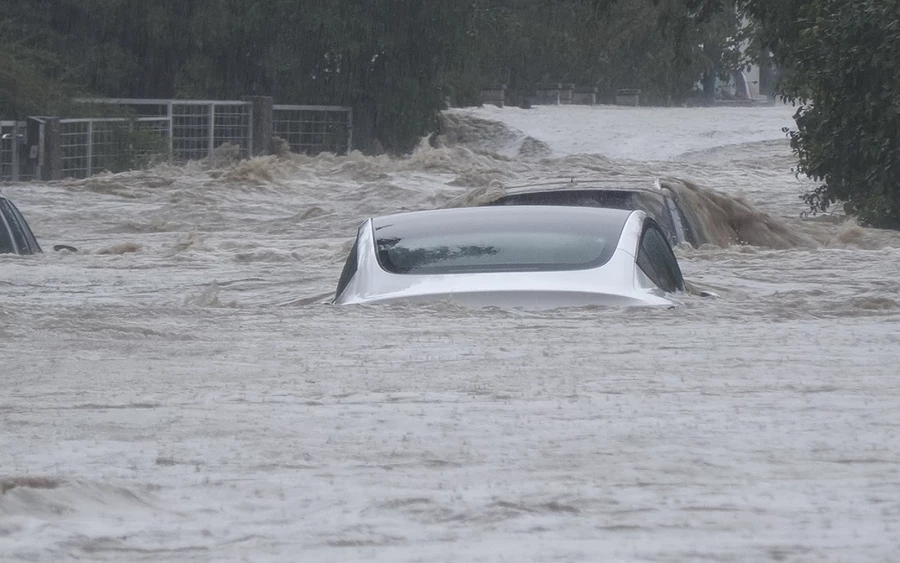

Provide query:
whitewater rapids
left=2, top=104, right=900, bottom=562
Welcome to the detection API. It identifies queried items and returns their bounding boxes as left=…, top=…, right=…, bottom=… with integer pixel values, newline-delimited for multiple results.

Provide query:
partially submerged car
left=0, top=193, right=42, bottom=255
left=333, top=205, right=685, bottom=309
left=487, top=179, right=706, bottom=247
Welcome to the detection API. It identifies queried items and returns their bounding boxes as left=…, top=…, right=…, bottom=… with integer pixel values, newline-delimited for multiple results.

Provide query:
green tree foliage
left=735, top=0, right=900, bottom=228
left=0, top=4, right=74, bottom=116
left=1, top=0, right=474, bottom=152
left=0, top=42, right=69, bottom=116
left=453, top=0, right=744, bottom=105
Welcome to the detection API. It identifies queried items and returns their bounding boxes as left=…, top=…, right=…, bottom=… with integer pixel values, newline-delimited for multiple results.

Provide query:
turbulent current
left=2, top=105, right=900, bottom=562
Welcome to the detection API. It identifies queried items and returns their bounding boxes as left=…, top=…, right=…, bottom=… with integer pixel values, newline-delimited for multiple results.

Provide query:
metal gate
left=168, top=101, right=253, bottom=161
left=12, top=98, right=355, bottom=181
left=58, top=117, right=171, bottom=179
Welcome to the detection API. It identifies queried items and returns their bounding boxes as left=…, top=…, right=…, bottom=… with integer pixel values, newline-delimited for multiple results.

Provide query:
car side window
left=637, top=222, right=684, bottom=293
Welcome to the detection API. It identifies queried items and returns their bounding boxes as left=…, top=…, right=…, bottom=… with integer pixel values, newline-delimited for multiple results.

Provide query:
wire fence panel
left=60, top=120, right=91, bottom=179
left=171, top=102, right=252, bottom=161
left=132, top=118, right=172, bottom=164
left=90, top=120, right=127, bottom=174
left=273, top=105, right=352, bottom=155
left=60, top=118, right=171, bottom=179
left=213, top=103, right=252, bottom=158
left=171, top=104, right=212, bottom=162
left=26, top=99, right=355, bottom=180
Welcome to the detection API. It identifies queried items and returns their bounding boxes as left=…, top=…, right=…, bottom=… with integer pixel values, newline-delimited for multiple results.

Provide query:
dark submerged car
left=0, top=193, right=42, bottom=255
left=488, top=180, right=707, bottom=247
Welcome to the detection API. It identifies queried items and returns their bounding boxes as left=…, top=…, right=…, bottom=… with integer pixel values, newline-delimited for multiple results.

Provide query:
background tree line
left=2, top=0, right=897, bottom=227
left=1, top=0, right=746, bottom=150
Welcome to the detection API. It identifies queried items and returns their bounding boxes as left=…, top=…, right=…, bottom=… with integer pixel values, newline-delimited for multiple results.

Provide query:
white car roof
left=334, top=206, right=678, bottom=308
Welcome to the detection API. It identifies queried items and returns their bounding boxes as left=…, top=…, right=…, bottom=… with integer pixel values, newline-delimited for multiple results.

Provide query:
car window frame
left=334, top=239, right=359, bottom=300
left=0, top=198, right=41, bottom=254
left=334, top=222, right=366, bottom=300
left=0, top=206, right=16, bottom=254
left=637, top=219, right=685, bottom=293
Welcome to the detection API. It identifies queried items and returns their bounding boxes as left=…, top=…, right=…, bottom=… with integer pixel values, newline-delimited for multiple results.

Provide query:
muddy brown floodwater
left=2, top=104, right=900, bottom=562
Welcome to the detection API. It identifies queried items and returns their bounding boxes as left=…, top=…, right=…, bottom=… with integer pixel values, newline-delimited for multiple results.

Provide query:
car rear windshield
left=373, top=207, right=629, bottom=275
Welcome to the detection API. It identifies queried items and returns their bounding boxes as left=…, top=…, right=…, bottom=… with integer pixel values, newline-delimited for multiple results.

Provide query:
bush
left=775, top=0, right=900, bottom=228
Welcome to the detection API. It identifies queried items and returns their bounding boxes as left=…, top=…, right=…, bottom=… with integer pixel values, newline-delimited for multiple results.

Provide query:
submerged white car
left=333, top=205, right=685, bottom=309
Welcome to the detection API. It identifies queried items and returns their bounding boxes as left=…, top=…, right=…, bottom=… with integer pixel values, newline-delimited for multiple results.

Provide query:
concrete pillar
left=242, top=96, right=274, bottom=156
left=42, top=118, right=62, bottom=181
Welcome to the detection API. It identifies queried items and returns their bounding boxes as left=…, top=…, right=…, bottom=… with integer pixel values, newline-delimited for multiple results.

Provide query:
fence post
left=346, top=108, right=353, bottom=154
left=242, top=96, right=273, bottom=156
left=43, top=118, right=63, bottom=181
left=11, top=122, right=19, bottom=182
left=86, top=120, right=93, bottom=177
left=167, top=101, right=174, bottom=160
left=208, top=103, right=216, bottom=158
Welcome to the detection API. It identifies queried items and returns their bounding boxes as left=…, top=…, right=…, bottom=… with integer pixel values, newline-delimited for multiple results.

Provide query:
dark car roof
left=493, top=187, right=667, bottom=206
left=503, top=181, right=661, bottom=194
left=488, top=184, right=700, bottom=247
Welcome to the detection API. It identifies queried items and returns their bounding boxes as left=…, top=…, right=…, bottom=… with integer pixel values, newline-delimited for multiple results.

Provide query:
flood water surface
left=2, top=105, right=900, bottom=562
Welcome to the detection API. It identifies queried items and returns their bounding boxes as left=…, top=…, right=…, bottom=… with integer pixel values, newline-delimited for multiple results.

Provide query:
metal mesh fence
left=132, top=119, right=171, bottom=165
left=60, top=120, right=91, bottom=178
left=171, top=104, right=211, bottom=162
left=18, top=99, right=353, bottom=180
left=60, top=118, right=171, bottom=179
left=214, top=103, right=252, bottom=158
left=170, top=102, right=252, bottom=161
left=273, top=105, right=352, bottom=155
left=89, top=120, right=127, bottom=174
